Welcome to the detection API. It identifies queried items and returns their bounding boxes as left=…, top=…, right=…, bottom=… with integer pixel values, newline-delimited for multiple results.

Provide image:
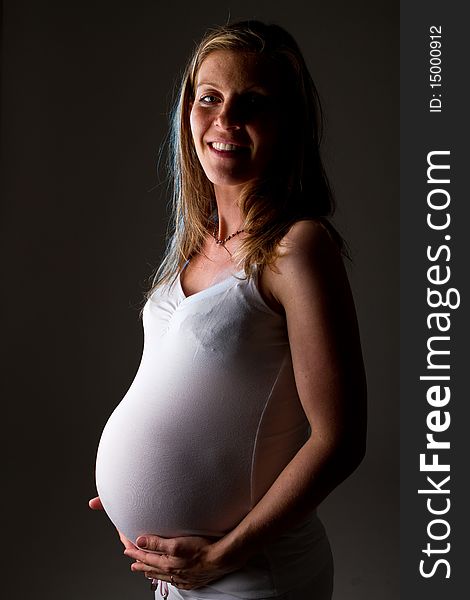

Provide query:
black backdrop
left=2, top=1, right=399, bottom=598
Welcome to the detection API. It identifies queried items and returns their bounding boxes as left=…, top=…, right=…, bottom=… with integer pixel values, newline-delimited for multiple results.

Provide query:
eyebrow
left=195, top=82, right=269, bottom=92
left=195, top=82, right=218, bottom=88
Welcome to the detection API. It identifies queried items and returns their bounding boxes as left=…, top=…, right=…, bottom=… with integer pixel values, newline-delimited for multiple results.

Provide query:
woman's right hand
left=88, top=495, right=137, bottom=550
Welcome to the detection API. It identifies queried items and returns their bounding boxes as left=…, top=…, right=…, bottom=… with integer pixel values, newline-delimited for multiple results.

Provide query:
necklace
left=212, top=225, right=245, bottom=246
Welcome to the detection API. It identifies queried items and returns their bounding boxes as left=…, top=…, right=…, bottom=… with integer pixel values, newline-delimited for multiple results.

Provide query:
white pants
left=154, top=559, right=334, bottom=600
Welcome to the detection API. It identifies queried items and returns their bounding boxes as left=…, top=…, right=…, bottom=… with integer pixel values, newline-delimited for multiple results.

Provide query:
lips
left=211, top=142, right=244, bottom=151
left=208, top=141, right=250, bottom=155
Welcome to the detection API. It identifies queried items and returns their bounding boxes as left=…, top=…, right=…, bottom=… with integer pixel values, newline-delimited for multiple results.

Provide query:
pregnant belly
left=95, top=366, right=256, bottom=543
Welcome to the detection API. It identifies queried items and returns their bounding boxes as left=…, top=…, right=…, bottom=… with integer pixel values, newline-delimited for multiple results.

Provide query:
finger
left=136, top=535, right=187, bottom=557
left=124, top=548, right=167, bottom=568
left=131, top=562, right=171, bottom=584
left=135, top=535, right=168, bottom=553
left=131, top=561, right=161, bottom=576
left=88, top=496, right=104, bottom=510
left=118, top=531, right=137, bottom=550
left=124, top=548, right=185, bottom=573
left=131, top=561, right=149, bottom=574
left=131, top=562, right=186, bottom=586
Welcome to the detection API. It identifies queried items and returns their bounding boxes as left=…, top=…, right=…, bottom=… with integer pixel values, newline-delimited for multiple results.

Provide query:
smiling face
left=189, top=50, right=285, bottom=192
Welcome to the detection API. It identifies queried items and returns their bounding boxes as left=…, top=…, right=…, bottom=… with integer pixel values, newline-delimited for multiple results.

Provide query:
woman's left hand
left=123, top=534, right=242, bottom=590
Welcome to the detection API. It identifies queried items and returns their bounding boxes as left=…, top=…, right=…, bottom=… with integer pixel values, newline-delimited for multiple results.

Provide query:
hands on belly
left=88, top=495, right=242, bottom=590
left=125, top=533, right=242, bottom=590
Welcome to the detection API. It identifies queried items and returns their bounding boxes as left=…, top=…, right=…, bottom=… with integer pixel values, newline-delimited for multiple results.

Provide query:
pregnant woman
left=90, top=20, right=367, bottom=600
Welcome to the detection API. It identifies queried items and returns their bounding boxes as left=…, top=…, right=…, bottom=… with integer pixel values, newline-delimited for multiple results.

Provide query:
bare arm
left=210, top=220, right=367, bottom=561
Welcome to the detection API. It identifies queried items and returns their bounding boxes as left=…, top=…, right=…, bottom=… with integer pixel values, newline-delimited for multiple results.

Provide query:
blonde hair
left=146, top=20, right=343, bottom=298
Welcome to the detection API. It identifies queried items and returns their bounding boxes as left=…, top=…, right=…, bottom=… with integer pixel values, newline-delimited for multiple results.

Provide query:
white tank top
left=95, top=266, right=331, bottom=597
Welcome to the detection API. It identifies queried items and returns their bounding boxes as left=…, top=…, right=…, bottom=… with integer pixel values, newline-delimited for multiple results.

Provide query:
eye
left=247, top=93, right=262, bottom=103
left=243, top=93, right=270, bottom=110
left=199, top=94, right=220, bottom=105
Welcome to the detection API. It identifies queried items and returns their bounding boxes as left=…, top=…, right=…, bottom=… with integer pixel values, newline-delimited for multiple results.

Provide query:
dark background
left=2, top=1, right=398, bottom=598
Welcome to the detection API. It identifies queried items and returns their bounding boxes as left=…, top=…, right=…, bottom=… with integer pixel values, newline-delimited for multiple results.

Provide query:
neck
left=212, top=184, right=245, bottom=239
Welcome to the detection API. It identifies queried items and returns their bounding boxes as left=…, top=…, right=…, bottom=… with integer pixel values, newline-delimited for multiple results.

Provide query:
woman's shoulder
left=277, top=219, right=342, bottom=260
left=258, top=219, right=346, bottom=314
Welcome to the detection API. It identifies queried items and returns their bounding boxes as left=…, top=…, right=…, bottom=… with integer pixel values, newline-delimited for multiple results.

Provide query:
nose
left=214, top=99, right=242, bottom=130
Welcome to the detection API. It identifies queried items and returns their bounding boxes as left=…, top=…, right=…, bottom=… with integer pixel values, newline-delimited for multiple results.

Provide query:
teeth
left=211, top=142, right=243, bottom=151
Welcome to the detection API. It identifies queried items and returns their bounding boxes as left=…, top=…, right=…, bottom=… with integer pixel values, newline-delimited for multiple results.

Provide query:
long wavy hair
left=146, top=20, right=344, bottom=297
